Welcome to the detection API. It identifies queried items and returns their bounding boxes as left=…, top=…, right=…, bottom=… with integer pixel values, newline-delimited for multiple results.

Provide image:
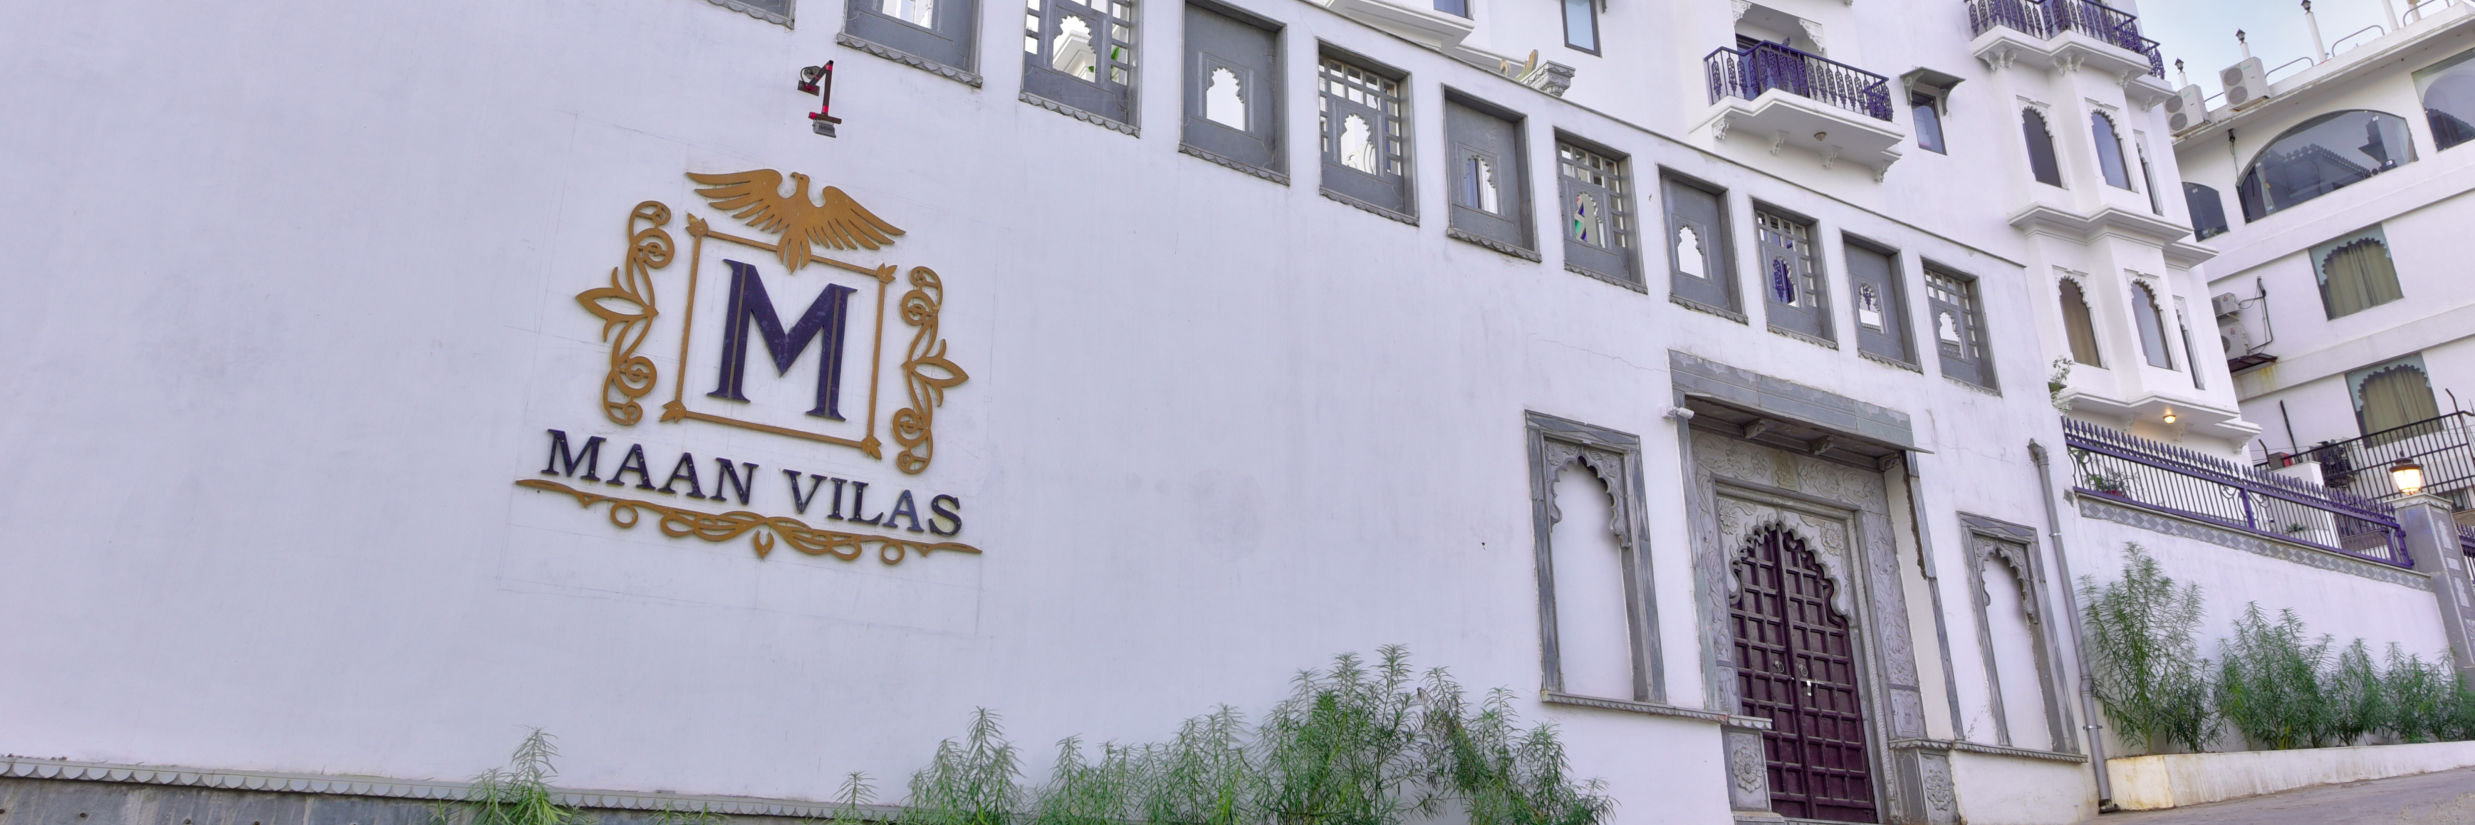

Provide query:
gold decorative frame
left=893, top=267, right=968, bottom=474
left=658, top=214, right=896, bottom=459
left=579, top=201, right=676, bottom=426
left=516, top=479, right=981, bottom=564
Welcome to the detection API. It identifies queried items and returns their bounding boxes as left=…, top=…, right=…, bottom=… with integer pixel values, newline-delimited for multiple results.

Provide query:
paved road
left=2078, top=766, right=2475, bottom=824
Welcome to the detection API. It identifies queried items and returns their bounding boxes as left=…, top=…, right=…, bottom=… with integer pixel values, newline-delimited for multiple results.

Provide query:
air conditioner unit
left=2221, top=57, right=2269, bottom=110
left=2165, top=84, right=2210, bottom=134
left=2212, top=292, right=2242, bottom=317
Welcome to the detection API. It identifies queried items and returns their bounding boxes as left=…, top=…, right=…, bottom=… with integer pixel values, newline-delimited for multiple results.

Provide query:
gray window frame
left=2091, top=111, right=2133, bottom=190
left=1959, top=514, right=2076, bottom=755
left=1663, top=170, right=1740, bottom=320
left=1927, top=264, right=1996, bottom=391
left=1555, top=134, right=1640, bottom=289
left=1525, top=411, right=1664, bottom=704
left=1317, top=49, right=1417, bottom=224
left=2129, top=280, right=2175, bottom=370
left=1179, top=0, right=1285, bottom=184
left=1444, top=92, right=1537, bottom=260
left=1845, top=235, right=1915, bottom=368
left=1561, top=0, right=1599, bottom=54
left=1755, top=203, right=1832, bottom=347
left=843, top=0, right=983, bottom=86
left=1020, top=0, right=1140, bottom=133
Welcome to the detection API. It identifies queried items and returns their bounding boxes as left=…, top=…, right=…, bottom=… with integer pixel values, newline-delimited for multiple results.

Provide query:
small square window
left=1445, top=95, right=1534, bottom=259
left=1557, top=137, right=1637, bottom=286
left=846, top=0, right=981, bottom=84
left=1180, top=3, right=1284, bottom=183
left=1562, top=0, right=1598, bottom=54
left=1318, top=52, right=1415, bottom=223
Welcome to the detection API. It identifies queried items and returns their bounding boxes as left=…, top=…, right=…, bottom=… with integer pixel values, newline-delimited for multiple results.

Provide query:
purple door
left=1731, top=524, right=1877, bottom=823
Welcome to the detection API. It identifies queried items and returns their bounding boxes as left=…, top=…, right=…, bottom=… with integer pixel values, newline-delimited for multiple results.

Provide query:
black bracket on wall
left=799, top=61, right=843, bottom=137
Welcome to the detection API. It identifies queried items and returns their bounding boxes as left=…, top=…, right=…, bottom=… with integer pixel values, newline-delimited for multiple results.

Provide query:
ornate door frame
left=1685, top=429, right=1954, bottom=825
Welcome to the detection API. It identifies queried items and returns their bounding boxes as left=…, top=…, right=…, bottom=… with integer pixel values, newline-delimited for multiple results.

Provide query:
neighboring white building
left=2, top=1, right=2471, bottom=825
left=2173, top=1, right=2475, bottom=511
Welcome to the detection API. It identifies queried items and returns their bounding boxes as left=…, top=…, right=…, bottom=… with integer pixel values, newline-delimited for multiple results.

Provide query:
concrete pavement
left=2077, top=766, right=2475, bottom=824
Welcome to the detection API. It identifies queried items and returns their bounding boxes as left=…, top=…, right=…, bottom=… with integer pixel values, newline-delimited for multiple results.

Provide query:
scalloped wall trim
left=1859, top=349, right=1923, bottom=373
left=1768, top=325, right=1841, bottom=350
left=1670, top=295, right=1749, bottom=324
left=836, top=33, right=983, bottom=87
left=1019, top=92, right=1138, bottom=136
left=1319, top=188, right=1419, bottom=226
left=705, top=0, right=793, bottom=26
left=0, top=757, right=907, bottom=820
left=2076, top=495, right=2428, bottom=587
left=1446, top=227, right=1542, bottom=262
left=1177, top=144, right=1290, bottom=185
left=1565, top=262, right=1647, bottom=293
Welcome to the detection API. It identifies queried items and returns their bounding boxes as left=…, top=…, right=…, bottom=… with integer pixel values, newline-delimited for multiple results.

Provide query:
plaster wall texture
left=0, top=0, right=2367, bottom=820
left=1948, top=751, right=2093, bottom=825
left=2104, top=739, right=2475, bottom=811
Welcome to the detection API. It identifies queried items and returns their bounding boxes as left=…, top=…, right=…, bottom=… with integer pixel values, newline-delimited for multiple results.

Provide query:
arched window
left=2313, top=228, right=2405, bottom=318
left=2235, top=110, right=2417, bottom=220
left=2022, top=108, right=2063, bottom=187
left=2415, top=49, right=2475, bottom=151
left=2059, top=279, right=2102, bottom=366
left=2130, top=282, right=2173, bottom=369
left=2092, top=112, right=2132, bottom=189
left=2350, top=358, right=2440, bottom=435
left=2184, top=183, right=2230, bottom=239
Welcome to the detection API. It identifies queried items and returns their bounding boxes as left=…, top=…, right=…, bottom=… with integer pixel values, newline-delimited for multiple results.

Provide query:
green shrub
left=1421, top=675, right=1610, bottom=825
left=2381, top=647, right=2456, bottom=744
left=2215, top=604, right=2333, bottom=750
left=2322, top=639, right=2389, bottom=746
left=2080, top=544, right=2216, bottom=753
left=1256, top=647, right=1431, bottom=825
left=447, top=729, right=589, bottom=825
left=906, top=708, right=1025, bottom=825
left=1139, top=706, right=1251, bottom=825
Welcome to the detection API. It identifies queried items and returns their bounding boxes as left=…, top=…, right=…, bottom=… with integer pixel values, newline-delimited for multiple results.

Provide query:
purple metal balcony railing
left=2063, top=417, right=2411, bottom=568
left=2293, top=412, right=2475, bottom=506
left=1704, top=41, right=1894, bottom=122
left=1965, top=0, right=2167, bottom=78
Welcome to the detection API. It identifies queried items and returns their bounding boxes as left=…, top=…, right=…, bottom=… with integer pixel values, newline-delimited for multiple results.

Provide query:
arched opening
left=2059, top=279, right=2102, bottom=367
left=2091, top=112, right=2131, bottom=189
left=2130, top=282, right=2173, bottom=369
left=2022, top=109, right=2063, bottom=187
left=2354, top=361, right=2440, bottom=435
left=2316, top=233, right=2404, bottom=318
left=2417, top=50, right=2475, bottom=150
left=2236, top=110, right=2417, bottom=220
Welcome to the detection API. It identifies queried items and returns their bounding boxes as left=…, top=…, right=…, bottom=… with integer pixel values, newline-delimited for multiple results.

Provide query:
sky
left=2139, top=0, right=2404, bottom=94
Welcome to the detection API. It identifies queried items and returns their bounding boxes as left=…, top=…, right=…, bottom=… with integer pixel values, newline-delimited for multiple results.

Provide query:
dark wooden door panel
left=1730, top=524, right=1877, bottom=823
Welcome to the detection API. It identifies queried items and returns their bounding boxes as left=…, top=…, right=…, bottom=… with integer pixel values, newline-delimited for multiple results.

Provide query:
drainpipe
left=2028, top=441, right=2116, bottom=811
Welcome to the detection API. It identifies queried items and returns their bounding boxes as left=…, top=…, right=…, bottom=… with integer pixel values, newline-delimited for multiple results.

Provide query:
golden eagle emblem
left=686, top=169, right=905, bottom=272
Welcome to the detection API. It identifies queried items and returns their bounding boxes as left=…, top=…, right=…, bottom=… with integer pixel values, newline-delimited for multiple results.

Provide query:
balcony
left=1966, top=0, right=2172, bottom=104
left=2283, top=412, right=2475, bottom=509
left=1698, top=42, right=1904, bottom=177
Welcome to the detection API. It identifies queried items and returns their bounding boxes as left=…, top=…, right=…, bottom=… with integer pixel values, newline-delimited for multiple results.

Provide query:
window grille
left=1846, top=239, right=1913, bottom=365
left=1022, top=0, right=1136, bottom=127
left=1664, top=173, right=1737, bottom=315
left=846, top=0, right=979, bottom=81
left=1181, top=4, right=1283, bottom=180
left=1318, top=54, right=1414, bottom=220
left=1558, top=139, right=1635, bottom=284
left=1757, top=207, right=1830, bottom=344
left=1445, top=96, right=1533, bottom=257
left=1927, top=267, right=1993, bottom=388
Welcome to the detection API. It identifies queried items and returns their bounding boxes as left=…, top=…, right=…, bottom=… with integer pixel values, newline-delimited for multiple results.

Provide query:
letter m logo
left=706, top=259, right=859, bottom=420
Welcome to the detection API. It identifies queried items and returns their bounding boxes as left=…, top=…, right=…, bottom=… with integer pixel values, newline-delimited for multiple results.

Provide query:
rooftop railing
left=1965, top=0, right=2167, bottom=78
left=2064, top=417, right=2410, bottom=568
left=2297, top=411, right=2475, bottom=506
left=1704, top=41, right=1894, bottom=122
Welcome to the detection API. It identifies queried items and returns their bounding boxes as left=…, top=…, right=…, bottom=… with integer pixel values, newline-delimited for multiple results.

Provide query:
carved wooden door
left=1732, top=524, right=1877, bottom=823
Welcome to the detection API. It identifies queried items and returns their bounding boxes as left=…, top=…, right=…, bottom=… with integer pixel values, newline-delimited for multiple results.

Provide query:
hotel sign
left=516, top=169, right=979, bottom=564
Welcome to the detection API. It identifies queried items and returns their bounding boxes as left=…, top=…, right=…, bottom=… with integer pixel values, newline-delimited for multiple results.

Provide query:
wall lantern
left=2390, top=454, right=2426, bottom=496
left=2162, top=408, right=2177, bottom=424
left=799, top=61, right=843, bottom=137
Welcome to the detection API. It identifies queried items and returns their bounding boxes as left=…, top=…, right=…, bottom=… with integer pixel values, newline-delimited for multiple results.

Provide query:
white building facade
left=4, top=1, right=2473, bottom=825
left=2176, top=2, right=2475, bottom=511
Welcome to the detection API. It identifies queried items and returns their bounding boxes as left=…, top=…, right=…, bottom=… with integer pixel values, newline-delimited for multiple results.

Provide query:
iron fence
left=2297, top=412, right=2475, bottom=506
left=2063, top=418, right=2411, bottom=568
left=1704, top=41, right=1894, bottom=121
left=1964, top=0, right=2166, bottom=78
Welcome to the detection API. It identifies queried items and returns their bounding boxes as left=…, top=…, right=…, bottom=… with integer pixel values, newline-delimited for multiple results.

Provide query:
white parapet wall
left=2107, top=741, right=2475, bottom=810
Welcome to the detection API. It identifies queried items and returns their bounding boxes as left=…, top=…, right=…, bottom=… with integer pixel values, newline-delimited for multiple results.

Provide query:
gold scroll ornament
left=516, top=479, right=981, bottom=565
